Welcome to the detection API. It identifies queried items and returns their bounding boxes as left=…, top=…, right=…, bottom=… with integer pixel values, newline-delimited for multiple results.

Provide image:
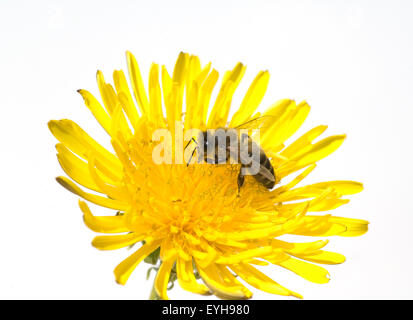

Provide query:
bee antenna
left=184, top=137, right=198, bottom=150
left=186, top=147, right=197, bottom=166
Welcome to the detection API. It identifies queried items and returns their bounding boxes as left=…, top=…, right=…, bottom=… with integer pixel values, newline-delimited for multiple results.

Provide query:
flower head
left=48, top=51, right=368, bottom=299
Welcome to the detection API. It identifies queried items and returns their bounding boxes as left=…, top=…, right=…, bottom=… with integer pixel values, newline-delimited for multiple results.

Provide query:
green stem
left=149, top=281, right=161, bottom=300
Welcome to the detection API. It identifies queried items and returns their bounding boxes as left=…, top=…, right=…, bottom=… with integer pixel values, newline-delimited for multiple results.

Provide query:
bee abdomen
left=253, top=152, right=275, bottom=189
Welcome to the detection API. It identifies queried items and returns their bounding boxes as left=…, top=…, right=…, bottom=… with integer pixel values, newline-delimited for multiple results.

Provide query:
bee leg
left=237, top=170, right=245, bottom=196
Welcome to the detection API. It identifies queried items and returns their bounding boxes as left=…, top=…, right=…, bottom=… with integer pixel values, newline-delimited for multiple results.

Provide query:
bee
left=185, top=116, right=276, bottom=192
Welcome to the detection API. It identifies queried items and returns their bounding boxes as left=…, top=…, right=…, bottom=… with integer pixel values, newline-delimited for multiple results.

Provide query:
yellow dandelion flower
left=48, top=51, right=368, bottom=300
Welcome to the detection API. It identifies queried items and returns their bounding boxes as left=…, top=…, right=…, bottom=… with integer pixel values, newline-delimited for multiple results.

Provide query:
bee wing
left=235, top=150, right=276, bottom=183
left=233, top=115, right=275, bottom=130
left=245, top=162, right=276, bottom=182
left=257, top=163, right=275, bottom=182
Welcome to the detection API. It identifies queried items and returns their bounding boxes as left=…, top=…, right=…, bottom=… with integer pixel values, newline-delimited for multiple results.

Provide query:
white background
left=0, top=0, right=412, bottom=299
